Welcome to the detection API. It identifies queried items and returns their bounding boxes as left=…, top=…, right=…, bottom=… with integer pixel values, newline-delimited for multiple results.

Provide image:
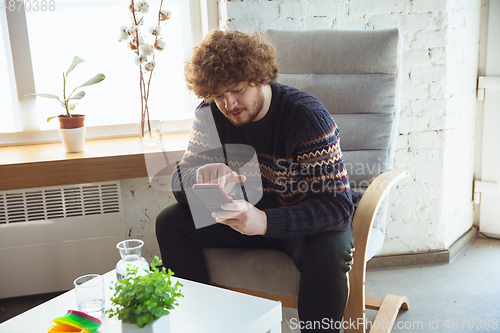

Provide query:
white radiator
left=0, top=181, right=125, bottom=299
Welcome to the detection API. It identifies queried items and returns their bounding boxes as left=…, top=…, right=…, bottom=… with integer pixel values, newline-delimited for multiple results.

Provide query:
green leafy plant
left=25, top=56, right=105, bottom=122
left=106, top=256, right=183, bottom=328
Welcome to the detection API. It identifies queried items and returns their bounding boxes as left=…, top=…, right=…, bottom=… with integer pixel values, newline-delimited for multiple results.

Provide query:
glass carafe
left=115, top=239, right=150, bottom=281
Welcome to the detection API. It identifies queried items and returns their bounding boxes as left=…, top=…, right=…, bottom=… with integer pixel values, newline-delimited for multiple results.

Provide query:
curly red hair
left=184, top=30, right=279, bottom=101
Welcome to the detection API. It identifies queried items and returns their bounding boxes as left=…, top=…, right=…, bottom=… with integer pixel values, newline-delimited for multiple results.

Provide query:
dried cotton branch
left=124, top=0, right=168, bottom=137
left=154, top=39, right=165, bottom=51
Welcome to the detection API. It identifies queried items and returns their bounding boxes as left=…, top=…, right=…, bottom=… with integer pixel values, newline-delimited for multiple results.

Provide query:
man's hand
left=212, top=200, right=267, bottom=236
left=196, top=163, right=246, bottom=187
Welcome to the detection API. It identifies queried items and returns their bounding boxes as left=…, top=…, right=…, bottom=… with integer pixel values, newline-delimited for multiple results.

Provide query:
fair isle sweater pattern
left=172, top=83, right=355, bottom=239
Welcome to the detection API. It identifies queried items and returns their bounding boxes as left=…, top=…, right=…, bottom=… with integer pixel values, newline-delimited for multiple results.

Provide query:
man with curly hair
left=156, top=30, right=360, bottom=333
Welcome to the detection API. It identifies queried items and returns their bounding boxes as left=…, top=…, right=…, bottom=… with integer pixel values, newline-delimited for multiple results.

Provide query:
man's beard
left=228, top=88, right=265, bottom=127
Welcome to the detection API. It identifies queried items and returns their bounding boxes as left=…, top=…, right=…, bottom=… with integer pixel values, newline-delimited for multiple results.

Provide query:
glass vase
left=139, top=119, right=163, bottom=146
left=115, top=239, right=150, bottom=281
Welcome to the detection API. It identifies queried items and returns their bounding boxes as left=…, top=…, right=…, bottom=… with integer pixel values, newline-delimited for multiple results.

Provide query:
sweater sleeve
left=263, top=110, right=355, bottom=239
left=171, top=103, right=225, bottom=204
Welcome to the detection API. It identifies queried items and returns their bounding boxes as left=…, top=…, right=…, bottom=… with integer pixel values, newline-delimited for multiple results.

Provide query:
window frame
left=1, top=0, right=218, bottom=146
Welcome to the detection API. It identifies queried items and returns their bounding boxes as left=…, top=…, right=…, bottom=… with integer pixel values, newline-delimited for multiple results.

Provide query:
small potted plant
left=25, top=56, right=105, bottom=153
left=106, top=256, right=183, bottom=332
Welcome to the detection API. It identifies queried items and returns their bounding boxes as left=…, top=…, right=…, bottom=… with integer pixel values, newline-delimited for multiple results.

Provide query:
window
left=0, top=10, right=16, bottom=134
left=1, top=0, right=216, bottom=144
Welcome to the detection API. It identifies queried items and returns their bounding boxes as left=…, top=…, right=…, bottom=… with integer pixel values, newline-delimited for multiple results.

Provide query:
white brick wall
left=220, top=0, right=481, bottom=255
left=120, top=178, right=176, bottom=262
left=440, top=0, right=480, bottom=249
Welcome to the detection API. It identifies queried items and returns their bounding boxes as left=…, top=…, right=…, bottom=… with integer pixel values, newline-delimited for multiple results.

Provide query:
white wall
left=120, top=177, right=176, bottom=262
left=130, top=0, right=483, bottom=260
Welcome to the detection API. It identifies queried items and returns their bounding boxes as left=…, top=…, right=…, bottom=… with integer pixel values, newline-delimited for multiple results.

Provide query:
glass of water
left=73, top=274, right=105, bottom=317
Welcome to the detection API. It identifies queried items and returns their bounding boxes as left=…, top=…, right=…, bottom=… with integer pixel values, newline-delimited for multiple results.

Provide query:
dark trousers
left=155, top=202, right=354, bottom=332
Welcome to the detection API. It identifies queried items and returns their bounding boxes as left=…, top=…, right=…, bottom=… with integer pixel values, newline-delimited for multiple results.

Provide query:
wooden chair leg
left=343, top=271, right=366, bottom=333
left=369, top=294, right=410, bottom=333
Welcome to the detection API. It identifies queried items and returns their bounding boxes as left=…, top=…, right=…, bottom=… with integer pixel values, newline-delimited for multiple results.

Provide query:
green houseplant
left=106, top=256, right=183, bottom=330
left=25, top=56, right=105, bottom=152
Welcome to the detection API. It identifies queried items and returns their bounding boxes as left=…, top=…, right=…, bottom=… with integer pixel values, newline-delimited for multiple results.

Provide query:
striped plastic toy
left=48, top=310, right=102, bottom=333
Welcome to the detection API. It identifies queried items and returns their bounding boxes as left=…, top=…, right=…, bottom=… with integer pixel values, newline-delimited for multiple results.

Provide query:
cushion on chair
left=205, top=248, right=299, bottom=298
left=266, top=28, right=402, bottom=189
left=205, top=225, right=384, bottom=295
left=267, top=28, right=402, bottom=238
left=264, top=29, right=399, bottom=75
left=352, top=187, right=390, bottom=234
left=366, top=228, right=385, bottom=261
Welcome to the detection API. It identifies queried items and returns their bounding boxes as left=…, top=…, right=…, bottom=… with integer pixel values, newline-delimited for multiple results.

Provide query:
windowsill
left=0, top=133, right=190, bottom=191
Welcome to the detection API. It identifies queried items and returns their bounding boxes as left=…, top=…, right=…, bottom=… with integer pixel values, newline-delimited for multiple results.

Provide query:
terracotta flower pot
left=57, top=115, right=86, bottom=153
left=58, top=114, right=85, bottom=129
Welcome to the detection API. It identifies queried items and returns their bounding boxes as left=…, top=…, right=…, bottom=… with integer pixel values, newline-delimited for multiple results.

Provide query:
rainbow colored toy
left=48, top=310, right=102, bottom=333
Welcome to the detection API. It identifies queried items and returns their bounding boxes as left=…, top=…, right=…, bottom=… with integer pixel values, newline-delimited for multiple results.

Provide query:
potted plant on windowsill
left=25, top=56, right=105, bottom=153
left=106, top=256, right=183, bottom=332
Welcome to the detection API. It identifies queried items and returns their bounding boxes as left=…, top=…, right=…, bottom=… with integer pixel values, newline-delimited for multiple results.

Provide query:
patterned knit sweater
left=172, top=83, right=358, bottom=239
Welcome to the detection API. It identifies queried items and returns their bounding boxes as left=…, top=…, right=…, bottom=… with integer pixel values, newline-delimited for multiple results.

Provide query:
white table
left=0, top=270, right=282, bottom=333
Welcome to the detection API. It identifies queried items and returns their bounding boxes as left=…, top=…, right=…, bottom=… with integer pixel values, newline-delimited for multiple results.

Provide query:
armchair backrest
left=264, top=29, right=402, bottom=190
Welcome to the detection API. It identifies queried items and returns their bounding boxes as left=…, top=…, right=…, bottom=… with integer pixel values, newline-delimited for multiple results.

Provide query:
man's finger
left=212, top=210, right=242, bottom=220
left=209, top=172, right=218, bottom=184
left=217, top=218, right=238, bottom=226
left=220, top=200, right=248, bottom=211
left=218, top=172, right=226, bottom=187
left=226, top=171, right=246, bottom=184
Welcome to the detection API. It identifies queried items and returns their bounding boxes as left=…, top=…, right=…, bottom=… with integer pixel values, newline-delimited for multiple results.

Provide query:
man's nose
left=225, top=94, right=238, bottom=110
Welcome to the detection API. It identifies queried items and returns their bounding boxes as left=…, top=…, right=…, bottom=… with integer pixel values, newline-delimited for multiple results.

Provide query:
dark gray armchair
left=204, top=28, right=409, bottom=333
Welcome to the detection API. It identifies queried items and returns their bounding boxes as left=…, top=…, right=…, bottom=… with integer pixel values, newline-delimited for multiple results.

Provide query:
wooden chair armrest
left=344, top=170, right=409, bottom=332
left=351, top=170, right=410, bottom=263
